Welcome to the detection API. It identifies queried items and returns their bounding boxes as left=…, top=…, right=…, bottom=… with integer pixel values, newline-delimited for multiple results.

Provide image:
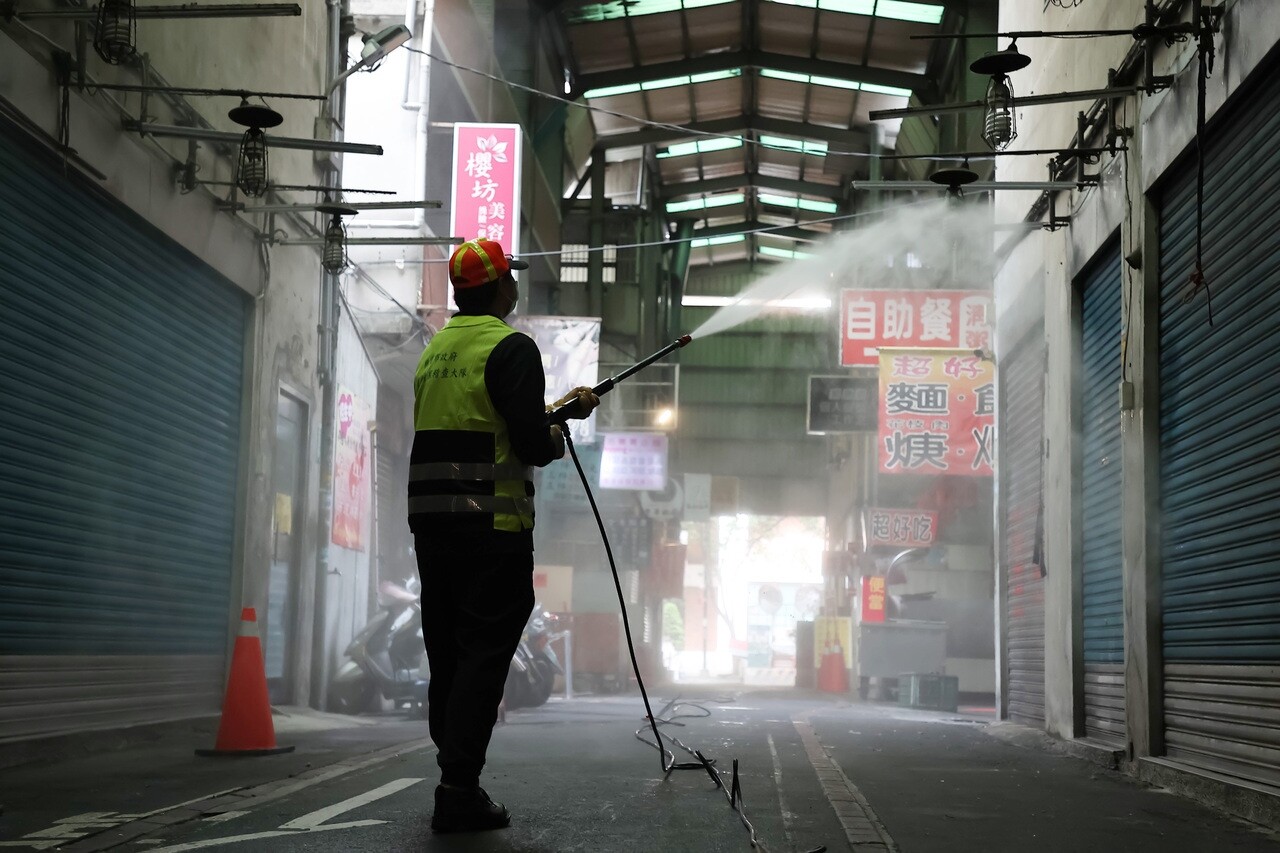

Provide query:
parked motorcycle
left=328, top=578, right=429, bottom=717
left=504, top=604, right=562, bottom=709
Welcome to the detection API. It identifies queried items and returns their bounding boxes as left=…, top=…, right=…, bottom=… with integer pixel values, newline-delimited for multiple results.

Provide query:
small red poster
left=860, top=575, right=887, bottom=624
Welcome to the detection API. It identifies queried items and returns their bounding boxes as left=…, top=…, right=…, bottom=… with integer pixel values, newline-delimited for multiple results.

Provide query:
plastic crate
left=898, top=673, right=959, bottom=712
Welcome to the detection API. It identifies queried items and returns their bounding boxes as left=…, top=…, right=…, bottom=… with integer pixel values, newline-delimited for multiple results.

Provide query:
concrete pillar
left=588, top=149, right=606, bottom=319
left=1121, top=136, right=1165, bottom=761
left=1042, top=226, right=1082, bottom=739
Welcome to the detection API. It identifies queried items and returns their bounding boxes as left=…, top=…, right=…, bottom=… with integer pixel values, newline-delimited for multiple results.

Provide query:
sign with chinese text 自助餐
left=807, top=375, right=878, bottom=434
left=840, top=290, right=993, bottom=367
left=860, top=575, right=887, bottom=624
left=599, top=432, right=668, bottom=491
left=878, top=350, right=995, bottom=477
left=865, top=508, right=937, bottom=548
left=450, top=123, right=522, bottom=251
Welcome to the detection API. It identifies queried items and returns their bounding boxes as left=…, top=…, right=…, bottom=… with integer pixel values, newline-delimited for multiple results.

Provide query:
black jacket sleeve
left=486, top=332, right=559, bottom=467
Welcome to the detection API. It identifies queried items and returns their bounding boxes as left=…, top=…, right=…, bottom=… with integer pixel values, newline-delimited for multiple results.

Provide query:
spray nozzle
left=548, top=334, right=694, bottom=427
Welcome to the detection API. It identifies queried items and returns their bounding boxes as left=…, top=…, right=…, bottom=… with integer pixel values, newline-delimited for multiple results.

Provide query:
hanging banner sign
left=450, top=123, right=522, bottom=250
left=865, top=507, right=938, bottom=548
left=332, top=388, right=372, bottom=550
left=878, top=349, right=995, bottom=477
left=511, top=316, right=600, bottom=443
left=840, top=290, right=993, bottom=367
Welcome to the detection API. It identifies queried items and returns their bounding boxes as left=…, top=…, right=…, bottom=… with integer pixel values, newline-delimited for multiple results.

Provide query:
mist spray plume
left=689, top=199, right=996, bottom=340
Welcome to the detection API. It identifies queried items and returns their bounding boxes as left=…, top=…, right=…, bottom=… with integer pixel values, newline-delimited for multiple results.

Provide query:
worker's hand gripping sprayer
left=547, top=334, right=693, bottom=426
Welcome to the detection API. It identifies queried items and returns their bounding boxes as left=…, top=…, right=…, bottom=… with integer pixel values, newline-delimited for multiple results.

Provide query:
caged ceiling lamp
left=970, top=44, right=1032, bottom=151
left=318, top=202, right=358, bottom=274
left=229, top=99, right=282, bottom=198
left=94, top=0, right=136, bottom=64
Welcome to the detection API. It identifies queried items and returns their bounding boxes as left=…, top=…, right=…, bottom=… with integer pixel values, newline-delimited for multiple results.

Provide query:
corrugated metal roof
left=560, top=0, right=952, bottom=266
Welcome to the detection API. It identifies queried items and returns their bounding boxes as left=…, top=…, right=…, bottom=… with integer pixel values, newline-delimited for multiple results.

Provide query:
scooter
left=328, top=578, right=429, bottom=717
left=504, top=604, right=562, bottom=709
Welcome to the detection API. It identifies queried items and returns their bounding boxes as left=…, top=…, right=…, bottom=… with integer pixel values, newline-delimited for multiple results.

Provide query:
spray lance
left=547, top=334, right=693, bottom=426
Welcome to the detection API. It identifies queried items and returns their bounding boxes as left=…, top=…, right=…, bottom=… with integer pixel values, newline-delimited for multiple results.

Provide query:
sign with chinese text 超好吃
left=865, top=507, right=937, bottom=548
left=599, top=432, right=668, bottom=491
left=807, top=375, right=878, bottom=434
left=860, top=576, right=887, bottom=624
left=840, top=290, right=993, bottom=367
left=878, top=349, right=995, bottom=477
left=450, top=123, right=522, bottom=252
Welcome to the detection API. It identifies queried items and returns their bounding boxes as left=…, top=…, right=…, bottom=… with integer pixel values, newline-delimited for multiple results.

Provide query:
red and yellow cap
left=448, top=238, right=529, bottom=289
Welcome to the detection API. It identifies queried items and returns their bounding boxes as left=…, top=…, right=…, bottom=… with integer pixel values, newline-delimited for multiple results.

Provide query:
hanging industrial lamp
left=317, top=203, right=358, bottom=274
left=229, top=100, right=283, bottom=198
left=930, top=165, right=980, bottom=199
left=94, top=0, right=137, bottom=64
left=971, top=44, right=1032, bottom=151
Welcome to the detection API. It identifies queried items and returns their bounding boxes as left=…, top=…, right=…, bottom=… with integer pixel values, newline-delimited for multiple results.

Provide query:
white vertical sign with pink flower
left=450, top=123, right=522, bottom=254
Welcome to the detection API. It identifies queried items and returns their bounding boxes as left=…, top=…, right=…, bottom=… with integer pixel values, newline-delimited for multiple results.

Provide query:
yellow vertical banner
left=813, top=616, right=852, bottom=669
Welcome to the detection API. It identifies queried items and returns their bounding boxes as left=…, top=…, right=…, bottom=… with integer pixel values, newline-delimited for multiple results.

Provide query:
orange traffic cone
left=817, top=632, right=849, bottom=693
left=196, top=608, right=294, bottom=756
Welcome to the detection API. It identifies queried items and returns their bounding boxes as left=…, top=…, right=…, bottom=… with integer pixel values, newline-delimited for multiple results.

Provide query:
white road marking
left=279, top=778, right=424, bottom=830
left=767, top=733, right=797, bottom=852
left=201, top=811, right=249, bottom=823
left=141, top=778, right=424, bottom=853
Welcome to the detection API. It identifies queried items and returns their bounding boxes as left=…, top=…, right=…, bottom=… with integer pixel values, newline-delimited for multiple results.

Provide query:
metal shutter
left=1001, top=326, right=1046, bottom=727
left=1079, top=239, right=1125, bottom=747
left=1157, top=57, right=1280, bottom=786
left=0, top=124, right=248, bottom=739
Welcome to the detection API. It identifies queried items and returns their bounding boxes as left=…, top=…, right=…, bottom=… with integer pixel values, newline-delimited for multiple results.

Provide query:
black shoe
left=431, top=784, right=511, bottom=833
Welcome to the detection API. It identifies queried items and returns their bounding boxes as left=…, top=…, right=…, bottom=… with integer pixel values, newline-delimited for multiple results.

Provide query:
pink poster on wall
left=450, top=123, right=522, bottom=252
left=331, top=387, right=371, bottom=551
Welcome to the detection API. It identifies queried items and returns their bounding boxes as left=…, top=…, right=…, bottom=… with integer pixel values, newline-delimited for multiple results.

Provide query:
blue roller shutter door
left=1157, top=56, right=1280, bottom=786
left=1078, top=239, right=1125, bottom=747
left=0, top=124, right=248, bottom=738
left=1001, top=326, right=1046, bottom=727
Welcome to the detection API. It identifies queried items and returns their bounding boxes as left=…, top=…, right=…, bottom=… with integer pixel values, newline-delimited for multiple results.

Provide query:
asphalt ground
left=1, top=692, right=1278, bottom=852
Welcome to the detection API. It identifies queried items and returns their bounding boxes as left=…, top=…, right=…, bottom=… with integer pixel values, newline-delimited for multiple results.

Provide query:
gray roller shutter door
left=1001, top=326, right=1046, bottom=727
left=0, top=123, right=248, bottom=739
left=1157, top=55, right=1280, bottom=787
left=1079, top=240, right=1126, bottom=747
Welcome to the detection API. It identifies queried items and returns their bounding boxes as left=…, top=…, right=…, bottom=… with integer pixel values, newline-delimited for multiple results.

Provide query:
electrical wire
left=417, top=196, right=941, bottom=263
left=562, top=429, right=827, bottom=853
left=407, top=46, right=987, bottom=163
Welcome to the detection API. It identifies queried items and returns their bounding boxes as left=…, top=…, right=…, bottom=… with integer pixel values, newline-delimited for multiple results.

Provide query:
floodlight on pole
left=327, top=24, right=413, bottom=95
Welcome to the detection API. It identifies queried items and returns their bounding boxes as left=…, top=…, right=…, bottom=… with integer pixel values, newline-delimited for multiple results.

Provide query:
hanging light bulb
left=228, top=100, right=283, bottom=199
left=317, top=203, right=359, bottom=274
left=983, top=74, right=1017, bottom=150
left=970, top=44, right=1032, bottom=153
left=94, top=0, right=137, bottom=65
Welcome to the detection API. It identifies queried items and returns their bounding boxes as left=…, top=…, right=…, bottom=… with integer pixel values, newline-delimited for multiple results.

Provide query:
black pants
left=414, top=541, right=533, bottom=788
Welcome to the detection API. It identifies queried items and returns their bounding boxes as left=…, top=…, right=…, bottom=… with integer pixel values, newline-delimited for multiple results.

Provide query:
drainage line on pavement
left=566, top=433, right=827, bottom=853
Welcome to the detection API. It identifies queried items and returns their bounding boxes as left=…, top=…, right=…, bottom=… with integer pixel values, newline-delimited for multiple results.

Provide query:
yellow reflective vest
left=409, top=315, right=535, bottom=534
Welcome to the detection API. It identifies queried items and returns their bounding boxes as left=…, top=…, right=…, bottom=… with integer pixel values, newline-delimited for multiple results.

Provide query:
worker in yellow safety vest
left=409, top=237, right=597, bottom=833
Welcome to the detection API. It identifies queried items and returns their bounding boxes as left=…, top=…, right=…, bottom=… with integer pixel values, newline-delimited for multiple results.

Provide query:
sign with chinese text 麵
left=450, top=123, right=522, bottom=251
left=865, top=508, right=938, bottom=548
left=840, top=290, right=993, bottom=367
left=599, top=432, right=668, bottom=491
left=860, top=575, right=887, bottom=624
left=331, top=388, right=372, bottom=550
left=807, top=375, right=878, bottom=434
left=878, top=350, right=995, bottom=477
